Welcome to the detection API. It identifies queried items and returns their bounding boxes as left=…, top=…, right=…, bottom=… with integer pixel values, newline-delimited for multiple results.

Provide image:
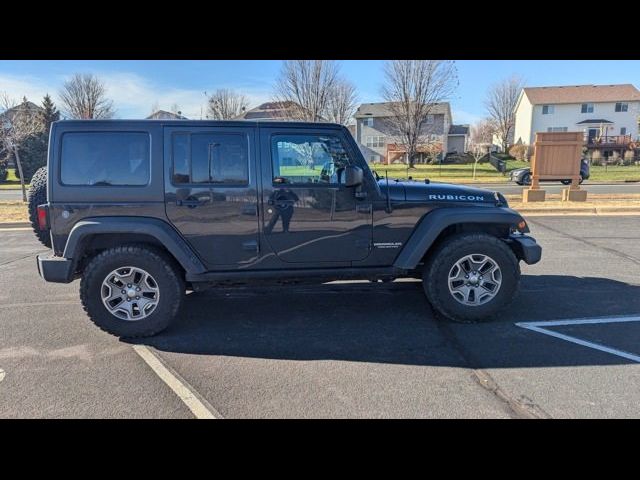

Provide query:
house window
left=615, top=102, right=629, bottom=112
left=362, top=117, right=373, bottom=127
left=542, top=105, right=555, bottom=114
left=365, top=136, right=385, bottom=148
left=621, top=127, right=627, bottom=135
left=425, top=115, right=434, bottom=124
left=547, top=127, right=568, bottom=132
left=581, top=103, right=594, bottom=113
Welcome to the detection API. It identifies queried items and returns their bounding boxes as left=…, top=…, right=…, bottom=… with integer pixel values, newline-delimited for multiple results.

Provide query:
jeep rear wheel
left=27, top=166, right=51, bottom=248
left=80, top=245, right=185, bottom=337
left=423, top=233, right=520, bottom=323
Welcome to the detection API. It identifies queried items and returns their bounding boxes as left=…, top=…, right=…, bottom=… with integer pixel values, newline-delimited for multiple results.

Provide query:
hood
left=378, top=179, right=503, bottom=206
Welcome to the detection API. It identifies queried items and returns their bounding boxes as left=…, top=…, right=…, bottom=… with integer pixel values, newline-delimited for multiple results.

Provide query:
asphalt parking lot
left=1, top=215, right=639, bottom=418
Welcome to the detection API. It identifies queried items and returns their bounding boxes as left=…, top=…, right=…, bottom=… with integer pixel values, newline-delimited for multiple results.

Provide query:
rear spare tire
left=27, top=166, right=51, bottom=248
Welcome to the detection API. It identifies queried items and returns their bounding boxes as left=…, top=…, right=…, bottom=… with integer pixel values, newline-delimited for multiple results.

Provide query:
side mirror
left=344, top=165, right=363, bottom=188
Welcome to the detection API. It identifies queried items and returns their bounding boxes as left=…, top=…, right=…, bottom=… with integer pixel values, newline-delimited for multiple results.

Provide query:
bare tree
left=484, top=75, right=524, bottom=152
left=274, top=60, right=340, bottom=121
left=170, top=103, right=181, bottom=114
left=150, top=101, right=159, bottom=115
left=469, top=119, right=496, bottom=180
left=0, top=94, right=44, bottom=201
left=207, top=89, right=250, bottom=120
left=381, top=60, right=458, bottom=168
left=59, top=74, right=114, bottom=119
left=325, top=78, right=358, bottom=125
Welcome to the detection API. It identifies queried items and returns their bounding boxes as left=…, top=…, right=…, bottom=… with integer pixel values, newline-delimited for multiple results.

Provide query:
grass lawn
left=371, top=161, right=530, bottom=184
left=588, top=165, right=640, bottom=182
left=0, top=168, right=30, bottom=189
left=0, top=201, right=28, bottom=223
left=370, top=162, right=640, bottom=184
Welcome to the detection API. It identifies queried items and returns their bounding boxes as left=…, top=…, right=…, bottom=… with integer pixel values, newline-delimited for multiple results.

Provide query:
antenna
left=385, top=170, right=391, bottom=213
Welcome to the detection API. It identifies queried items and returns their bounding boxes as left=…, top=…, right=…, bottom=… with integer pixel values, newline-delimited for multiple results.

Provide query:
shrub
left=590, top=150, right=603, bottom=166
left=0, top=159, right=7, bottom=182
left=508, top=144, right=532, bottom=161
left=624, top=149, right=636, bottom=166
left=611, top=151, right=622, bottom=166
left=14, top=132, right=47, bottom=182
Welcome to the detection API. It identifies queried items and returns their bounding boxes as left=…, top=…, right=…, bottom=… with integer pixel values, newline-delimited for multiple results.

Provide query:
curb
left=518, top=208, right=640, bottom=216
left=0, top=222, right=30, bottom=229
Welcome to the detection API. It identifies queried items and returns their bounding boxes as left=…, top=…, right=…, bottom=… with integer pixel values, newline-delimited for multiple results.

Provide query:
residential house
left=491, top=130, right=514, bottom=153
left=354, top=102, right=466, bottom=164
left=0, top=100, right=44, bottom=168
left=235, top=101, right=306, bottom=121
left=448, top=124, right=469, bottom=155
left=146, top=110, right=188, bottom=120
left=513, top=84, right=640, bottom=158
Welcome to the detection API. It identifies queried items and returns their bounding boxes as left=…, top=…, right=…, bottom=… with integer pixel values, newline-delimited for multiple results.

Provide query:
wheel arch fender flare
left=393, top=207, right=527, bottom=270
left=63, top=216, right=207, bottom=275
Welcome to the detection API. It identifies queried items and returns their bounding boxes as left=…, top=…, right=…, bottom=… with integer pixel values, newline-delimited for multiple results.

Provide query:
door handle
left=356, top=204, right=372, bottom=214
left=176, top=199, right=207, bottom=208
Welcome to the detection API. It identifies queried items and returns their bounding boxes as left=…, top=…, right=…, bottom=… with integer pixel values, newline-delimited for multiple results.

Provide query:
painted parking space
left=517, top=316, right=640, bottom=364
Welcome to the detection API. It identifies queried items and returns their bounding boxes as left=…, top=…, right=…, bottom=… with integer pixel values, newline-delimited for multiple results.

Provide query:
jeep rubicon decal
left=428, top=194, right=485, bottom=202
left=33, top=119, right=541, bottom=338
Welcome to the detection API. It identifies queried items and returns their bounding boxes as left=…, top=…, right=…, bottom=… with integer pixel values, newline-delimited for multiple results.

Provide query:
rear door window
left=60, top=132, right=150, bottom=186
left=171, top=133, right=249, bottom=185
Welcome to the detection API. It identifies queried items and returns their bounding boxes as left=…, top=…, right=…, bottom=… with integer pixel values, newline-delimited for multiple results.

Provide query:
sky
left=1, top=60, right=639, bottom=124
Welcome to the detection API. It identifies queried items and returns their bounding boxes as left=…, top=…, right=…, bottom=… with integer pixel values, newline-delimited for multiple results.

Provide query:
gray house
left=447, top=124, right=469, bottom=155
left=355, top=102, right=464, bottom=164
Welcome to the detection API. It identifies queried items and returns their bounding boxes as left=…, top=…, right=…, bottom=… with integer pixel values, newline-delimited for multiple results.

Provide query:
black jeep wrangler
left=31, top=120, right=541, bottom=337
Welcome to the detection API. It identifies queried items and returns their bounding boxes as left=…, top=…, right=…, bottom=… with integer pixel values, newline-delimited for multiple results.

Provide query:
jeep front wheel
left=80, top=245, right=185, bottom=337
left=423, top=233, right=520, bottom=323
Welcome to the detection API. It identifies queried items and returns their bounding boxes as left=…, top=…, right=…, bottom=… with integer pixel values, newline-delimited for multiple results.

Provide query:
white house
left=513, top=84, right=640, bottom=149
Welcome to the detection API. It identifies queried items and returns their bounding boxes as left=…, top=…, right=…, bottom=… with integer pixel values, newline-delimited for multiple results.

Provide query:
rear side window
left=172, top=133, right=249, bottom=185
left=60, top=132, right=150, bottom=186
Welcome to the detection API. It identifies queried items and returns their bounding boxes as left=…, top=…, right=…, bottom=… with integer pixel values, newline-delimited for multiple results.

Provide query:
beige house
left=513, top=84, right=640, bottom=157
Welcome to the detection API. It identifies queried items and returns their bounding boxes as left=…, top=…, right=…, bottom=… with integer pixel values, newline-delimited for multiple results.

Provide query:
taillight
left=36, top=205, right=49, bottom=230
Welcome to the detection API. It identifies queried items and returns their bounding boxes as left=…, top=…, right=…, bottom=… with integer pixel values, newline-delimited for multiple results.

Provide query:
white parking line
left=132, top=345, right=220, bottom=419
left=0, top=368, right=5, bottom=383
left=516, top=315, right=640, bottom=363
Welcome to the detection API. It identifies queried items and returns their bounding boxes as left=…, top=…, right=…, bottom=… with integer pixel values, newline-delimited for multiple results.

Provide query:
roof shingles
left=523, top=84, right=640, bottom=105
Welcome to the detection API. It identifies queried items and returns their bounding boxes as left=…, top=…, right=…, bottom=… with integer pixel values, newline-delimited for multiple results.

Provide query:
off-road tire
left=27, top=166, right=51, bottom=248
left=423, top=233, right=520, bottom=323
left=80, top=245, right=185, bottom=338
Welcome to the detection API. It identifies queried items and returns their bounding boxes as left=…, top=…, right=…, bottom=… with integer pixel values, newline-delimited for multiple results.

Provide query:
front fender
left=393, top=207, right=527, bottom=270
left=62, top=216, right=207, bottom=275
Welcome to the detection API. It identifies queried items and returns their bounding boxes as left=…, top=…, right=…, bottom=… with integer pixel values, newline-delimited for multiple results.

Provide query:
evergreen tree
left=41, top=94, right=60, bottom=136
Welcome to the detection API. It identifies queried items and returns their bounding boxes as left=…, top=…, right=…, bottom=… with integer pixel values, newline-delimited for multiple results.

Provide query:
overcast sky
left=1, top=60, right=638, bottom=124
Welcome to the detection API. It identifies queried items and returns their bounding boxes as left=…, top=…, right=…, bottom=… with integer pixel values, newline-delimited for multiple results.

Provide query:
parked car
left=31, top=120, right=541, bottom=337
left=509, top=158, right=590, bottom=185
